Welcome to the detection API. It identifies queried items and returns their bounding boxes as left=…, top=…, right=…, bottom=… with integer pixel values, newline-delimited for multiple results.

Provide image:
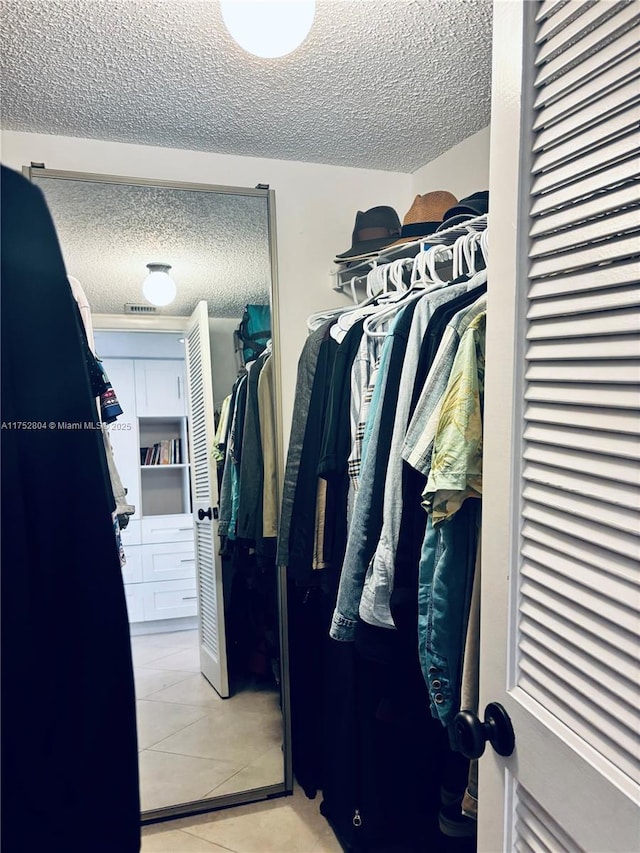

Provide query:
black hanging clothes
left=0, top=166, right=140, bottom=853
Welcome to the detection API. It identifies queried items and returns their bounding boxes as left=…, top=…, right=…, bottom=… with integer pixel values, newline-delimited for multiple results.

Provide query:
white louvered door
left=185, top=300, right=229, bottom=698
left=480, top=1, right=640, bottom=850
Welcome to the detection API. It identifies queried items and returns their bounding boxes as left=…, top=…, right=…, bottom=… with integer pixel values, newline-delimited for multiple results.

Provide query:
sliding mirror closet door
left=25, top=167, right=288, bottom=820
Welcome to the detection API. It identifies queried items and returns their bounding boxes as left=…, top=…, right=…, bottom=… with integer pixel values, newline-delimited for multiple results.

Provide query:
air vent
left=124, top=303, right=157, bottom=314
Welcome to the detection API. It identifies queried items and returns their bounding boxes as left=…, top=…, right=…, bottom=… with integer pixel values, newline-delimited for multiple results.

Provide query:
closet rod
left=331, top=213, right=489, bottom=293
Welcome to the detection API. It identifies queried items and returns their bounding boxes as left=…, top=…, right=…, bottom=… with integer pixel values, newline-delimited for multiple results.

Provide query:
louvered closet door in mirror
left=186, top=300, right=230, bottom=698
left=479, top=1, right=640, bottom=850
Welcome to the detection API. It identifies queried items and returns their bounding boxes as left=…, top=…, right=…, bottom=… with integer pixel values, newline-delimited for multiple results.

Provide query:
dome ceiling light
left=142, top=263, right=177, bottom=307
left=220, top=0, right=316, bottom=58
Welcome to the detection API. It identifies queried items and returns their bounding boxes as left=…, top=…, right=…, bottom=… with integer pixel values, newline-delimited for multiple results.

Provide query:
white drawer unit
left=142, top=579, right=198, bottom=621
left=142, top=541, right=195, bottom=583
left=141, top=514, right=193, bottom=545
left=123, top=583, right=145, bottom=623
left=122, top=544, right=143, bottom=585
left=120, top=519, right=141, bottom=547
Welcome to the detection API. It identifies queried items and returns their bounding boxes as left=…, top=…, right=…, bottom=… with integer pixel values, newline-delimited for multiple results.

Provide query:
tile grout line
left=177, top=828, right=240, bottom=853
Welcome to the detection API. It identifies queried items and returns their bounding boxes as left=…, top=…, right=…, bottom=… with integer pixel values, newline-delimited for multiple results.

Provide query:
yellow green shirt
left=422, top=311, right=486, bottom=525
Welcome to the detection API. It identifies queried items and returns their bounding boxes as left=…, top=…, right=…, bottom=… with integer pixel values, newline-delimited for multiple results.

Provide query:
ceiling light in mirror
left=142, top=263, right=177, bottom=306
left=220, top=0, right=315, bottom=58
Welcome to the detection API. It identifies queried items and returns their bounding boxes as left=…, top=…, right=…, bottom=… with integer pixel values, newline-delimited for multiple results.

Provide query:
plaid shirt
left=348, top=354, right=381, bottom=490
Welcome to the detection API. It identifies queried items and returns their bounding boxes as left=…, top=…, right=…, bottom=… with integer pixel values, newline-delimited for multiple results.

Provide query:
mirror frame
left=23, top=165, right=293, bottom=822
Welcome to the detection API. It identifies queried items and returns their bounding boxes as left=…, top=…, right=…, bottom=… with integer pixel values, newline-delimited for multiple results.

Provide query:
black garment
left=321, top=619, right=474, bottom=853
left=237, top=353, right=268, bottom=542
left=277, top=319, right=334, bottom=568
left=315, top=300, right=420, bottom=846
left=317, top=319, right=365, bottom=573
left=0, top=166, right=140, bottom=853
left=287, top=328, right=338, bottom=584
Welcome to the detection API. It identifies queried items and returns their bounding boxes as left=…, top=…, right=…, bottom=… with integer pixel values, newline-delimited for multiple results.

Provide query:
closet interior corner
left=3, top=1, right=635, bottom=850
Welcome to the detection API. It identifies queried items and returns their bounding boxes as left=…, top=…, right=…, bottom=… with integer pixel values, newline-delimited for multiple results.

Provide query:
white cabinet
left=142, top=541, right=196, bottom=583
left=143, top=579, right=198, bottom=622
left=121, top=544, right=143, bottom=585
left=134, top=359, right=187, bottom=417
left=120, top=519, right=141, bottom=547
left=141, top=514, right=193, bottom=545
left=101, top=349, right=196, bottom=626
left=124, top=584, right=145, bottom=624
left=124, top=533, right=197, bottom=623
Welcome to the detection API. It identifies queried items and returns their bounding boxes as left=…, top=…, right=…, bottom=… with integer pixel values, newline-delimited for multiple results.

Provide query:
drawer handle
left=182, top=596, right=197, bottom=601
left=180, top=558, right=195, bottom=563
left=178, top=527, right=192, bottom=532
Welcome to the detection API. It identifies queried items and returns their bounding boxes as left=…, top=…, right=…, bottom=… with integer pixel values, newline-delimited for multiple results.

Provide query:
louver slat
left=536, top=0, right=572, bottom=24
left=531, top=131, right=639, bottom=192
left=534, top=21, right=640, bottom=110
left=516, top=786, right=584, bottom=852
left=533, top=98, right=640, bottom=171
left=526, top=284, right=640, bottom=318
left=524, top=401, right=638, bottom=433
left=529, top=155, right=640, bottom=215
left=517, top=0, right=640, bottom=794
left=535, top=0, right=596, bottom=43
left=523, top=421, right=639, bottom=460
left=533, top=48, right=640, bottom=130
left=529, top=236, right=640, bottom=278
left=528, top=208, right=640, bottom=256
left=534, top=3, right=640, bottom=87
left=535, top=1, right=628, bottom=66
left=529, top=185, right=640, bottom=237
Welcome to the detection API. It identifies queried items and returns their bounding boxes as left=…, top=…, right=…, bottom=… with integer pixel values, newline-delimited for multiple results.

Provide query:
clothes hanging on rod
left=279, top=217, right=489, bottom=852
left=68, top=274, right=136, bottom=542
left=217, top=338, right=280, bottom=691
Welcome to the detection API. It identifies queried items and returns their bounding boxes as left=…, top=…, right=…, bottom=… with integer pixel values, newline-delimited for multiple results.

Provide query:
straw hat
left=388, top=191, right=459, bottom=247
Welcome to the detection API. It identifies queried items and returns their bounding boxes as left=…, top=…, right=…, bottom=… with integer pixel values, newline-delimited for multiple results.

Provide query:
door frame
left=478, top=1, right=535, bottom=847
left=23, top=166, right=294, bottom=819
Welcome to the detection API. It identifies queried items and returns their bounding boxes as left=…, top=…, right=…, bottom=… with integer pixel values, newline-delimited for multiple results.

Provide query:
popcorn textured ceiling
left=1, top=0, right=493, bottom=173
left=33, top=177, right=271, bottom=317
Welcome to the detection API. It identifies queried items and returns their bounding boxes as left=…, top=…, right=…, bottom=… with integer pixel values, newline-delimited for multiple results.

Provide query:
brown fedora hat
left=388, top=191, right=459, bottom=247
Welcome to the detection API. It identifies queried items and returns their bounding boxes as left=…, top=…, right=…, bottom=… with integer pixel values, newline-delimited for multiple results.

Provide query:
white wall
left=1, top=130, right=412, bottom=446
left=411, top=126, right=490, bottom=200
left=207, top=317, right=242, bottom=407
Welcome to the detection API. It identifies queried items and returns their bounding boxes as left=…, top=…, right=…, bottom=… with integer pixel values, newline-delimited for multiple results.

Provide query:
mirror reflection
left=31, top=172, right=284, bottom=815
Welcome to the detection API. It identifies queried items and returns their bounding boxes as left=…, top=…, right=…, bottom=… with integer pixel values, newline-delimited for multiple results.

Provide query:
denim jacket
left=417, top=500, right=479, bottom=727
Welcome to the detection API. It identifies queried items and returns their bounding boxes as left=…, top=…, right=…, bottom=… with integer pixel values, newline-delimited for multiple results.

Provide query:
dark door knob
left=197, top=507, right=212, bottom=521
left=453, top=702, right=515, bottom=759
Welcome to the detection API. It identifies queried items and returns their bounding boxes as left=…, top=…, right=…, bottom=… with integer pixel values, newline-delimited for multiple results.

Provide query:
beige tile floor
left=141, top=784, right=343, bottom=852
left=132, top=629, right=285, bottom=813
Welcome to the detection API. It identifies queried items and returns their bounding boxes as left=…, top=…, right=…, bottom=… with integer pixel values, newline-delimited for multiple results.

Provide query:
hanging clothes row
left=216, top=311, right=281, bottom=691
left=279, top=215, right=488, bottom=853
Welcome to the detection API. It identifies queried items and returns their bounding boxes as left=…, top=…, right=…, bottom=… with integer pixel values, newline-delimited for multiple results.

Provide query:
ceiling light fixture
left=142, top=263, right=177, bottom=307
left=220, top=0, right=316, bottom=58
